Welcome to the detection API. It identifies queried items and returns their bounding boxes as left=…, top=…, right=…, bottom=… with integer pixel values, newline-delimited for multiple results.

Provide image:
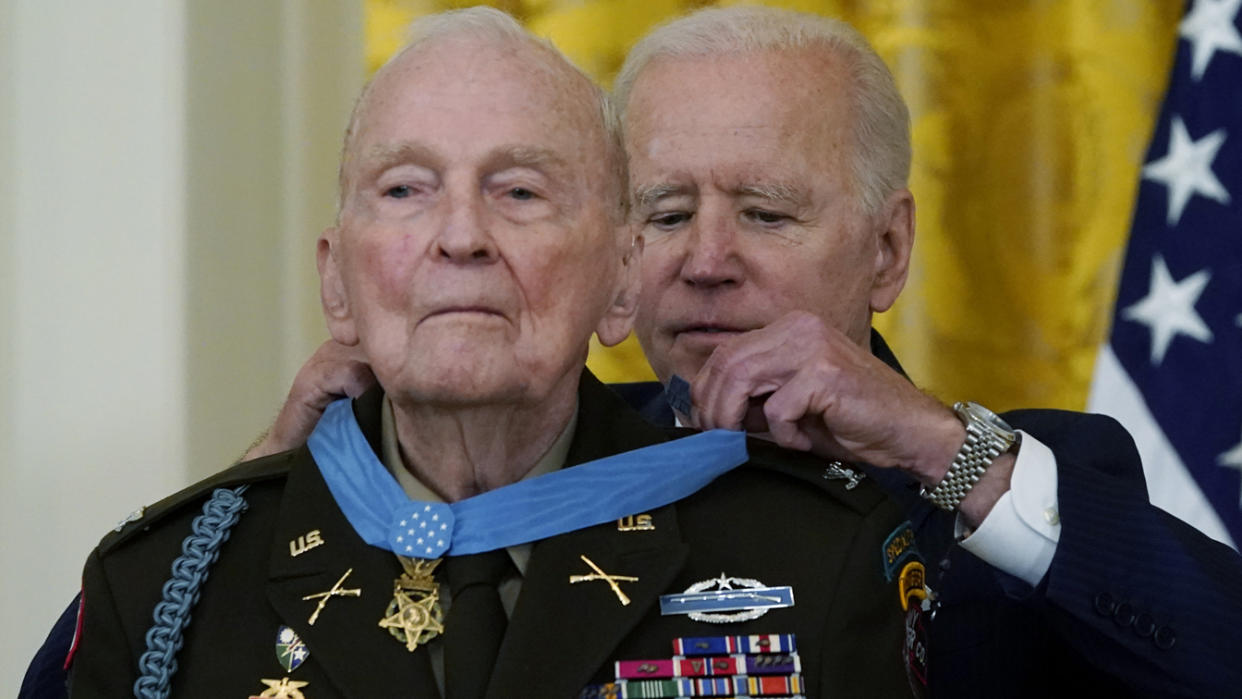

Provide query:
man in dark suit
left=56, top=7, right=912, bottom=698
left=606, top=7, right=1242, bottom=698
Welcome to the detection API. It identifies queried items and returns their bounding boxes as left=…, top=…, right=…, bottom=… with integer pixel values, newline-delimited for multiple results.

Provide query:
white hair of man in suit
left=613, top=5, right=909, bottom=217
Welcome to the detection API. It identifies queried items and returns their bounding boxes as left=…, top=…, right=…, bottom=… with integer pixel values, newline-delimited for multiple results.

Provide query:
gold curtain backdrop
left=364, top=0, right=1183, bottom=410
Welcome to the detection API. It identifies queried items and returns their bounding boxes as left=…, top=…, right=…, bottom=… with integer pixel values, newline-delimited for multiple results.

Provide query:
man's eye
left=384, top=185, right=414, bottom=199
left=508, top=187, right=535, bottom=201
left=746, top=209, right=787, bottom=224
left=649, top=212, right=691, bottom=229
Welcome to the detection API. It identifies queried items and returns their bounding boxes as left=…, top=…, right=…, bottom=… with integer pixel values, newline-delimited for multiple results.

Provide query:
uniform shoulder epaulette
left=741, top=438, right=886, bottom=516
left=98, top=446, right=300, bottom=555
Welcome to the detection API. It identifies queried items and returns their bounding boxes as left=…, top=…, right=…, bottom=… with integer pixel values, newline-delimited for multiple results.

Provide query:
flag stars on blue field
left=1142, top=116, right=1230, bottom=226
left=1094, top=0, right=1242, bottom=543
left=1123, top=255, right=1213, bottom=364
left=1180, top=0, right=1242, bottom=80
left=1219, top=437, right=1242, bottom=505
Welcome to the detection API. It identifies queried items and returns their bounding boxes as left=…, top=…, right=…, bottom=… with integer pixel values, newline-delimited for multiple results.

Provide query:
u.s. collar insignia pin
left=659, top=572, right=794, bottom=623
left=275, top=625, right=309, bottom=672
left=617, top=513, right=655, bottom=532
left=289, top=529, right=324, bottom=558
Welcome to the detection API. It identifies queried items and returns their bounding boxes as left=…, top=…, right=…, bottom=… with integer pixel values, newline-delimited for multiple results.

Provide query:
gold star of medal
left=379, top=584, right=445, bottom=652
left=251, top=677, right=309, bottom=699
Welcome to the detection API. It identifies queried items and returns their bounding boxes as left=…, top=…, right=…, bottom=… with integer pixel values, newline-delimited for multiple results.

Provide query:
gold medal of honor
left=378, top=557, right=445, bottom=652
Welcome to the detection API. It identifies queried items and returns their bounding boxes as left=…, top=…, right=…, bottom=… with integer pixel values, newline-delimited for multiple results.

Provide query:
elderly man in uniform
left=53, top=8, right=911, bottom=699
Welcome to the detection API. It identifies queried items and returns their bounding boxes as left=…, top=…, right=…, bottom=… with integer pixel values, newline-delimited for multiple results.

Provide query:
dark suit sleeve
left=1008, top=409, right=1242, bottom=698
left=19, top=593, right=79, bottom=699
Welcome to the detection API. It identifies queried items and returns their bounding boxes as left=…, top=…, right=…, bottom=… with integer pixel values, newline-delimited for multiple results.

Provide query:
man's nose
left=681, top=215, right=743, bottom=288
left=435, top=190, right=498, bottom=263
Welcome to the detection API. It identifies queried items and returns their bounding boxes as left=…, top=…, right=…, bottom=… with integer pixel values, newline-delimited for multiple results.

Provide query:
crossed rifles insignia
left=569, top=554, right=639, bottom=606
left=302, top=568, right=361, bottom=626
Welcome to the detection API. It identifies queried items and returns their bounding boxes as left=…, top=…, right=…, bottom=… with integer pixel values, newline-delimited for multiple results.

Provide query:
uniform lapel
left=260, top=375, right=692, bottom=697
left=486, top=371, right=690, bottom=697
left=489, top=506, right=686, bottom=697
left=265, top=395, right=440, bottom=698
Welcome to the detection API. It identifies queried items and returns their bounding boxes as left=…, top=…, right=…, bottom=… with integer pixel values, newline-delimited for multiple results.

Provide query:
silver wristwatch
left=920, top=401, right=1019, bottom=511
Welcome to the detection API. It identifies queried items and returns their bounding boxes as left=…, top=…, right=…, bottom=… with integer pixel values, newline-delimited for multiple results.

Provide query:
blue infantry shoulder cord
left=133, top=485, right=250, bottom=699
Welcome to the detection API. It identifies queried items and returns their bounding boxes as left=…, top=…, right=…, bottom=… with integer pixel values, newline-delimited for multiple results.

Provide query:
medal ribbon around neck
left=308, top=398, right=749, bottom=558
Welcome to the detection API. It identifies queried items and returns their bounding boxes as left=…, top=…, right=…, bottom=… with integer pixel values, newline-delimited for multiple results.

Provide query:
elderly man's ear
left=869, top=189, right=915, bottom=314
left=318, top=228, right=360, bottom=346
left=595, top=232, right=643, bottom=347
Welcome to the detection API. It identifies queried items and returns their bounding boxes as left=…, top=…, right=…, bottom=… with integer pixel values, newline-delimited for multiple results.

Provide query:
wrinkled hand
left=687, top=311, right=965, bottom=486
left=242, top=340, right=376, bottom=461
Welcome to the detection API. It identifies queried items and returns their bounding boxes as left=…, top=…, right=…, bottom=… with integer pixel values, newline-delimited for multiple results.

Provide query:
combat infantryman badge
left=660, top=573, right=794, bottom=623
left=379, top=556, right=445, bottom=651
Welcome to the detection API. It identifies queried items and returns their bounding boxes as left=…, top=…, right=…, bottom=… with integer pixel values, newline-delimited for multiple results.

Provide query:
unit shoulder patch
left=882, top=521, right=922, bottom=582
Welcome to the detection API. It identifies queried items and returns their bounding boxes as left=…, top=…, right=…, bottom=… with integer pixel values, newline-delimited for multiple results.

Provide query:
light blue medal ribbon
left=307, top=399, right=748, bottom=557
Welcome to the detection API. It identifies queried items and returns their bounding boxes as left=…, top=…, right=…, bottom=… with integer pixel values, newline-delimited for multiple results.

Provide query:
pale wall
left=0, top=1, right=362, bottom=689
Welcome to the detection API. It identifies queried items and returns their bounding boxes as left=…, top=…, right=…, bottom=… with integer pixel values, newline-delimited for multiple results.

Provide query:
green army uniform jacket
left=69, top=372, right=913, bottom=698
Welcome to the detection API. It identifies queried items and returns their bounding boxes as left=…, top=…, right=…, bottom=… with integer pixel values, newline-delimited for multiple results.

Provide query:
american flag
left=1088, top=0, right=1242, bottom=548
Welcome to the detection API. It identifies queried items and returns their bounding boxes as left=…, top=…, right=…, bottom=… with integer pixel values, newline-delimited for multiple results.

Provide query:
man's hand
left=242, top=340, right=376, bottom=461
left=686, top=311, right=1013, bottom=525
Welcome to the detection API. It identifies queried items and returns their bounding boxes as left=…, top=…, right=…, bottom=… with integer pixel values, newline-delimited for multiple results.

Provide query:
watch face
left=957, top=401, right=1016, bottom=438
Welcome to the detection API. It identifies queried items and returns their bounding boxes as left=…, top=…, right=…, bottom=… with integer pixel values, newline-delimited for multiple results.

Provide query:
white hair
left=338, top=6, right=626, bottom=220
left=613, top=6, right=910, bottom=216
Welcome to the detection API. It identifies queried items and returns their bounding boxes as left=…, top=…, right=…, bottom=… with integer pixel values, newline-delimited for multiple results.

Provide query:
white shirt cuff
left=956, top=431, right=1061, bottom=586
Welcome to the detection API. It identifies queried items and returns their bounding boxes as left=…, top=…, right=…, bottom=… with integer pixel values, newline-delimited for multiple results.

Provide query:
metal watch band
left=920, top=402, right=1018, bottom=511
